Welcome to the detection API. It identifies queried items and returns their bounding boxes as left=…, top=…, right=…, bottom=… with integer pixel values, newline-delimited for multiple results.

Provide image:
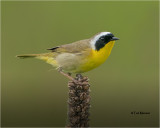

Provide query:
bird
left=17, top=32, right=119, bottom=81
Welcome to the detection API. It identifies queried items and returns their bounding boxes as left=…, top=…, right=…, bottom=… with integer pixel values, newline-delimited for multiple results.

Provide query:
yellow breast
left=78, top=41, right=115, bottom=72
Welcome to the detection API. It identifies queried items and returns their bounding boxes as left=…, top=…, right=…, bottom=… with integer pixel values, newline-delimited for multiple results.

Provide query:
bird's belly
left=77, top=56, right=108, bottom=73
left=55, top=53, right=84, bottom=72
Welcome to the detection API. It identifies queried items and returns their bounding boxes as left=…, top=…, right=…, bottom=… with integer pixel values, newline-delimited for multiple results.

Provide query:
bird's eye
left=100, top=37, right=105, bottom=40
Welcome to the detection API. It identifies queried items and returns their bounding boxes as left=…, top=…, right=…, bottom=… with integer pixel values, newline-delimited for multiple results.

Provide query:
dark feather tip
left=47, top=46, right=60, bottom=51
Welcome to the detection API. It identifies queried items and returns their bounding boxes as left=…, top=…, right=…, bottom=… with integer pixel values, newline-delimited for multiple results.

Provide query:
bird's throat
left=91, top=41, right=115, bottom=67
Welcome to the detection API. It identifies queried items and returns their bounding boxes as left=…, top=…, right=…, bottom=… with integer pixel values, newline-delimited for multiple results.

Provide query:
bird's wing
left=47, top=39, right=91, bottom=53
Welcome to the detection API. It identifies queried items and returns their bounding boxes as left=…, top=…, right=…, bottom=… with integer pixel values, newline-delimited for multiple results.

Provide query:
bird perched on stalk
left=17, top=32, right=119, bottom=81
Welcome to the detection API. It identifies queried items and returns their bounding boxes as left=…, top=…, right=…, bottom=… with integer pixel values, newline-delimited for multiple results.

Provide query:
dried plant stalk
left=67, top=74, right=91, bottom=127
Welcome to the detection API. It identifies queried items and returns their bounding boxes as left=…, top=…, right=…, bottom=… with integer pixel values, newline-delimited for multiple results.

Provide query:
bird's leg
left=57, top=67, right=78, bottom=83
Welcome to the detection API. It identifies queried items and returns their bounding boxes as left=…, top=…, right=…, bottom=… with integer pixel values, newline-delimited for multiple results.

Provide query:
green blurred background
left=1, top=1, right=159, bottom=127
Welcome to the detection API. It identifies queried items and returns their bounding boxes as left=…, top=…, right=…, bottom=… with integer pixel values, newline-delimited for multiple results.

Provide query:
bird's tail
left=16, top=54, right=41, bottom=59
left=16, top=53, right=57, bottom=66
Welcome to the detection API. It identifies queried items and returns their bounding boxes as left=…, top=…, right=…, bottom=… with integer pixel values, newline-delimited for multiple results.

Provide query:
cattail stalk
left=67, top=74, right=91, bottom=127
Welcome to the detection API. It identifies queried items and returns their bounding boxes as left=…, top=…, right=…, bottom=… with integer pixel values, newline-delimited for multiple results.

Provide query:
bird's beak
left=111, top=37, right=119, bottom=41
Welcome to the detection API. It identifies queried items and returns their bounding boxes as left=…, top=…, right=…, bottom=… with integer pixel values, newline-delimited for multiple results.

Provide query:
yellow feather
left=37, top=55, right=58, bottom=67
left=77, top=41, right=115, bottom=73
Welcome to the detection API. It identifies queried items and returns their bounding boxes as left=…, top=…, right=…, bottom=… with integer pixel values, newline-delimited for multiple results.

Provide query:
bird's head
left=90, top=32, right=119, bottom=51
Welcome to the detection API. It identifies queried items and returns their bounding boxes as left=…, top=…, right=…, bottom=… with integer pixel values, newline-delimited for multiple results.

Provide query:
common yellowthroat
left=17, top=32, right=119, bottom=80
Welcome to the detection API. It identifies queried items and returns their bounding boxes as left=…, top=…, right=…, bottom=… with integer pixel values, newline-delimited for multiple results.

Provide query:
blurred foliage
left=1, top=1, right=159, bottom=127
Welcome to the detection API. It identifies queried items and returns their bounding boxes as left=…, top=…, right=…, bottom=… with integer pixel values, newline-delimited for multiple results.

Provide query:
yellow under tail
left=17, top=53, right=58, bottom=67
